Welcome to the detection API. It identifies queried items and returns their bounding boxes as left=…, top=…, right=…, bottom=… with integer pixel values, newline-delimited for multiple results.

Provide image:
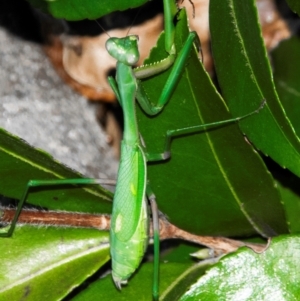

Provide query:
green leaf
left=72, top=261, right=212, bottom=301
left=0, top=225, right=110, bottom=301
left=180, top=235, right=300, bottom=300
left=210, top=0, right=300, bottom=177
left=285, top=0, right=300, bottom=16
left=137, top=9, right=287, bottom=237
left=0, top=128, right=112, bottom=214
left=276, top=177, right=300, bottom=234
left=272, top=37, right=300, bottom=137
left=270, top=36, right=300, bottom=233
left=26, top=0, right=148, bottom=20
left=270, top=164, right=300, bottom=234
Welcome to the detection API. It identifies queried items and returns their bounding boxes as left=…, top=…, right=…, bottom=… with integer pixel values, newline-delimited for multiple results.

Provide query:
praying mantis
left=0, top=1, right=266, bottom=300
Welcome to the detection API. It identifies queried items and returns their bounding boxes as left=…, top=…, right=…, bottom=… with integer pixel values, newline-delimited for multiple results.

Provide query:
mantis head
left=106, top=35, right=140, bottom=66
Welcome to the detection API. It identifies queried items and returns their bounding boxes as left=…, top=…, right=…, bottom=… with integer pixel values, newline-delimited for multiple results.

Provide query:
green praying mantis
left=0, top=0, right=266, bottom=299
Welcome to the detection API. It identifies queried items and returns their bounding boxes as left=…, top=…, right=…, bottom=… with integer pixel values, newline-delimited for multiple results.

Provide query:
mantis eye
left=128, top=35, right=139, bottom=42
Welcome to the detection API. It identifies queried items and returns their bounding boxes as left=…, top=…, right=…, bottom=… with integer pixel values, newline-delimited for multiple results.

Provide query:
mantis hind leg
left=146, top=185, right=160, bottom=301
left=146, top=100, right=266, bottom=162
left=0, top=180, right=32, bottom=237
left=0, top=178, right=107, bottom=237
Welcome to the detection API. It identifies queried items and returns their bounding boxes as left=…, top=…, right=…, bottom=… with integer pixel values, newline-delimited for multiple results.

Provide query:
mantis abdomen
left=110, top=141, right=149, bottom=287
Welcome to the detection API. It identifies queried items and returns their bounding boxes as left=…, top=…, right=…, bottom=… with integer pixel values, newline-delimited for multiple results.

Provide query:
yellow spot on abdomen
left=115, top=214, right=122, bottom=233
left=130, top=183, right=137, bottom=196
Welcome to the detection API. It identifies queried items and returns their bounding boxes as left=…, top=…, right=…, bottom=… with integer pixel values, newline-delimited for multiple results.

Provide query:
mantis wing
left=110, top=141, right=148, bottom=287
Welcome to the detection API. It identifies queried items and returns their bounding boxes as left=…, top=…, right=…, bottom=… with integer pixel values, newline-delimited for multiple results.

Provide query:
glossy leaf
left=210, top=0, right=300, bottom=177
left=26, top=0, right=148, bottom=20
left=180, top=235, right=300, bottom=300
left=137, top=9, right=287, bottom=237
left=0, top=128, right=112, bottom=213
left=0, top=225, right=110, bottom=301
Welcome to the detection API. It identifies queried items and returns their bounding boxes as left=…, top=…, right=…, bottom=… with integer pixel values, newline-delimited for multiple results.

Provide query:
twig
left=1, top=208, right=111, bottom=229
left=1, top=207, right=266, bottom=255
